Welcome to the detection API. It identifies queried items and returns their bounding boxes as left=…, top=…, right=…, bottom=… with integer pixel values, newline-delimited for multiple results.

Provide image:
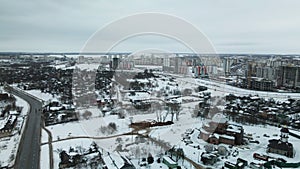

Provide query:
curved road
left=6, top=86, right=42, bottom=169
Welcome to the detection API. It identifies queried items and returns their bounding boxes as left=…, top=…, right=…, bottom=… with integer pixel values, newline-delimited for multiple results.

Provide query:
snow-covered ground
left=41, top=129, right=49, bottom=143
left=26, top=89, right=59, bottom=103
left=44, top=115, right=131, bottom=142
left=37, top=69, right=300, bottom=169
left=51, top=138, right=94, bottom=169
left=42, top=100, right=202, bottom=169
left=45, top=122, right=88, bottom=141
left=0, top=95, right=29, bottom=167
left=178, top=77, right=300, bottom=100
left=41, top=144, right=49, bottom=169
left=150, top=119, right=300, bottom=169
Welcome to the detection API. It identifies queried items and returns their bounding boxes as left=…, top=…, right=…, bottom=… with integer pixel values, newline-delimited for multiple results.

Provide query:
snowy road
left=7, top=86, right=43, bottom=169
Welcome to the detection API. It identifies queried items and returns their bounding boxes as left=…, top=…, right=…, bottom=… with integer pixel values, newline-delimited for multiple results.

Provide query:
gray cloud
left=0, top=0, right=300, bottom=54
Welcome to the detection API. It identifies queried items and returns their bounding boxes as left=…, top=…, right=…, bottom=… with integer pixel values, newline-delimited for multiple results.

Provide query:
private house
left=43, top=100, right=78, bottom=126
left=267, top=127, right=295, bottom=158
left=162, top=156, right=178, bottom=168
left=0, top=115, right=17, bottom=138
left=201, top=153, right=218, bottom=165
left=199, top=113, right=244, bottom=146
left=0, top=93, right=9, bottom=100
left=224, top=158, right=248, bottom=169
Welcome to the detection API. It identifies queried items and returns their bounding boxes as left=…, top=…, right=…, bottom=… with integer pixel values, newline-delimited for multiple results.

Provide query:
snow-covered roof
left=220, top=134, right=235, bottom=140
left=9, top=110, right=19, bottom=115
left=50, top=106, right=63, bottom=111
left=62, top=104, right=75, bottom=109
left=200, top=128, right=210, bottom=135
left=203, top=121, right=210, bottom=128
left=127, top=92, right=150, bottom=101
left=163, top=156, right=177, bottom=165
left=250, top=96, right=260, bottom=100
left=0, top=115, right=16, bottom=130
left=126, top=79, right=149, bottom=83
left=267, top=111, right=276, bottom=115
left=69, top=152, right=78, bottom=156
left=202, top=153, right=217, bottom=158
left=51, top=98, right=60, bottom=103
left=10, top=115, right=16, bottom=122
left=210, top=133, right=220, bottom=139
left=0, top=116, right=9, bottom=129
left=102, top=152, right=124, bottom=169
left=84, top=152, right=100, bottom=159
left=227, top=124, right=243, bottom=133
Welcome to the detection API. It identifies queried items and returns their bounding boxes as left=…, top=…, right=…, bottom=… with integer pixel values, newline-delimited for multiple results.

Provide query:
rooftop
left=268, top=139, right=293, bottom=151
left=281, top=127, right=289, bottom=133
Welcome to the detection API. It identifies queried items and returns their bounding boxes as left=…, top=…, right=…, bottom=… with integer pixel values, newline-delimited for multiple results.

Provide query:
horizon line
left=0, top=52, right=299, bottom=56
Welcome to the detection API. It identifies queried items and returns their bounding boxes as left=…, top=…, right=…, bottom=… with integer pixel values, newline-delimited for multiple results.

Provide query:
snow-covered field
left=43, top=115, right=132, bottom=142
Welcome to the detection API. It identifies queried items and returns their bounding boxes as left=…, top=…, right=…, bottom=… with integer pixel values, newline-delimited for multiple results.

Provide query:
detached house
left=0, top=115, right=17, bottom=138
left=267, top=127, right=295, bottom=158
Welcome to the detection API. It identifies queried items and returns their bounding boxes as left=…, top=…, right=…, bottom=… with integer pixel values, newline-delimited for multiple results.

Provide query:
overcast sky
left=1, top=0, right=300, bottom=54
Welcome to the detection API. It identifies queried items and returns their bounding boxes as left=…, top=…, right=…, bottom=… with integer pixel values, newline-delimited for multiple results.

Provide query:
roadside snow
left=26, top=89, right=58, bottom=102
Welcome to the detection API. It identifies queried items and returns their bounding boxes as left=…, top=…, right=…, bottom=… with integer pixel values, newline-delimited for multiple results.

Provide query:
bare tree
left=82, top=110, right=92, bottom=120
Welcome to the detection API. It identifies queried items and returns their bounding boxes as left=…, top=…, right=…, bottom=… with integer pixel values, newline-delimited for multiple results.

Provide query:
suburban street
left=6, top=86, right=42, bottom=169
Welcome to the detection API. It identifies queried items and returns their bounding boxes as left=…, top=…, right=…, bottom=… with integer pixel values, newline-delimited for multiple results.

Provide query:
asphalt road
left=8, top=87, right=42, bottom=169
